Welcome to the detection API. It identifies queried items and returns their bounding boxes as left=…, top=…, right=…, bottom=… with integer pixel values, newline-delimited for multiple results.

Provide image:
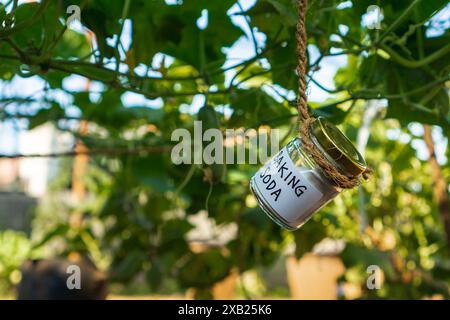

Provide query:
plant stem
left=377, top=0, right=423, bottom=44
left=380, top=42, right=450, bottom=68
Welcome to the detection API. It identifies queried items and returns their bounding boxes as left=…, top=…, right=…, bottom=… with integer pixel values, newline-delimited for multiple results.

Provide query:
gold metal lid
left=311, top=117, right=367, bottom=177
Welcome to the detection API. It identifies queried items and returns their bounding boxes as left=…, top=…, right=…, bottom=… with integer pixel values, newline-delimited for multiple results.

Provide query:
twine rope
left=296, top=0, right=370, bottom=188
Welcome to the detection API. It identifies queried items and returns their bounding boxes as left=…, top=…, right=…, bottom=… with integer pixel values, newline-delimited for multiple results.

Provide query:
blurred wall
left=0, top=192, right=36, bottom=234
left=286, top=253, right=345, bottom=300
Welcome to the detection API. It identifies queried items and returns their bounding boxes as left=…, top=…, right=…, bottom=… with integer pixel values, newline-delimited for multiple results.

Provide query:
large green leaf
left=177, top=249, right=231, bottom=288
left=229, top=88, right=292, bottom=127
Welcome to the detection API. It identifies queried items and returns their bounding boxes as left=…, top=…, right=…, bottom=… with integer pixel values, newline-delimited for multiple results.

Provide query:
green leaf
left=138, top=176, right=174, bottom=193
left=146, top=259, right=163, bottom=290
left=340, top=243, right=394, bottom=277
left=198, top=105, right=220, bottom=130
left=267, top=41, right=297, bottom=90
left=247, top=0, right=296, bottom=37
left=131, top=0, right=243, bottom=79
left=132, top=153, right=175, bottom=193
left=334, top=55, right=359, bottom=88
left=111, top=250, right=144, bottom=283
left=177, top=249, right=231, bottom=289
left=28, top=102, right=65, bottom=129
left=62, top=0, right=122, bottom=58
left=312, top=102, right=349, bottom=124
left=40, top=0, right=61, bottom=52
left=53, top=29, right=91, bottom=60
left=10, top=3, right=43, bottom=49
left=293, top=220, right=327, bottom=259
left=43, top=70, right=67, bottom=88
left=160, top=219, right=193, bottom=247
left=413, top=0, right=448, bottom=24
left=229, top=88, right=291, bottom=127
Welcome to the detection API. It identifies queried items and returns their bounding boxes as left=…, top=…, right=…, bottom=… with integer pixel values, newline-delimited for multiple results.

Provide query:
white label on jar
left=253, top=147, right=323, bottom=223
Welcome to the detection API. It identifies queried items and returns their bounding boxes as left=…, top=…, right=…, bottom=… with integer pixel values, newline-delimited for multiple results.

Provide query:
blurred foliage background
left=0, top=0, right=449, bottom=299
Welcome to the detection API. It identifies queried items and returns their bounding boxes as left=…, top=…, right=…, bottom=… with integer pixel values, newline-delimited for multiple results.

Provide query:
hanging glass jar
left=250, top=117, right=367, bottom=231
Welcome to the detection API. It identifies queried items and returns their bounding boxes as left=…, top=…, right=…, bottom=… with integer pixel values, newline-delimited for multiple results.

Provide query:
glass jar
left=250, top=117, right=367, bottom=231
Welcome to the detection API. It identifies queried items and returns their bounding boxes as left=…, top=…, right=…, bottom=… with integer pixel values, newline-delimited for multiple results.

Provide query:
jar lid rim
left=311, top=117, right=367, bottom=177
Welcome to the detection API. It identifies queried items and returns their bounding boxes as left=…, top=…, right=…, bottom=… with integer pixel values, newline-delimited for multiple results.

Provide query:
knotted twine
left=296, top=0, right=371, bottom=188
